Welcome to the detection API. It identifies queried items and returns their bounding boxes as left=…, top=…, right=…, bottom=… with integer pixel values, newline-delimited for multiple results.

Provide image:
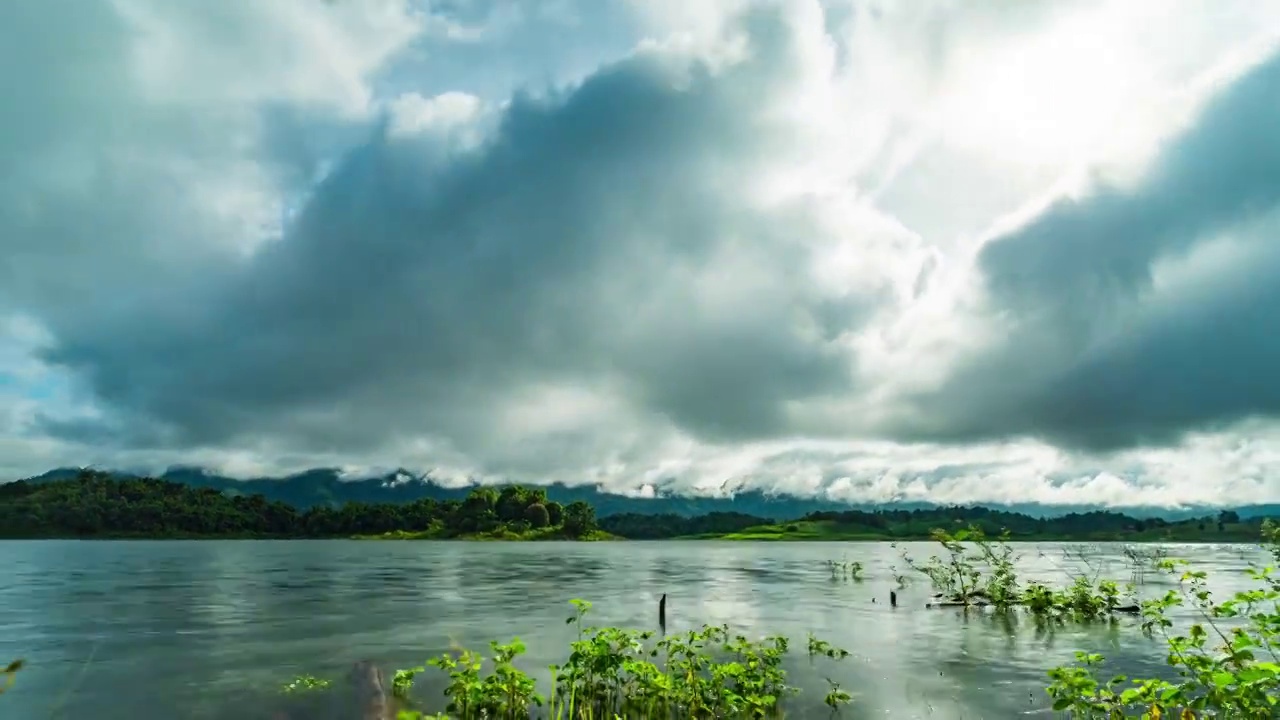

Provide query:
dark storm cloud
left=38, top=6, right=871, bottom=456
left=900, top=47, right=1280, bottom=450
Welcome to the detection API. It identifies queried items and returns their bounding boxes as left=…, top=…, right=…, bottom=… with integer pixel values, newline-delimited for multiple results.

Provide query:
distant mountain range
left=15, top=466, right=1279, bottom=521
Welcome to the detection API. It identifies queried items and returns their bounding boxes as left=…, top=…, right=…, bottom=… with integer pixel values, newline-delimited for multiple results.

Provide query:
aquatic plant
left=1122, top=544, right=1169, bottom=569
left=1046, top=521, right=1280, bottom=717
left=287, top=598, right=852, bottom=719
left=900, top=525, right=1138, bottom=620
left=825, top=559, right=863, bottom=582
left=899, top=526, right=1014, bottom=603
left=0, top=659, right=21, bottom=698
left=1121, top=544, right=1170, bottom=585
left=280, top=673, right=332, bottom=694
left=1020, top=577, right=1130, bottom=621
left=820, top=678, right=852, bottom=712
left=806, top=633, right=850, bottom=661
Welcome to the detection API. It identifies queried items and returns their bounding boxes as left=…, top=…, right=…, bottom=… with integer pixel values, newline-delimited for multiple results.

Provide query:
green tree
left=495, top=486, right=529, bottom=523
left=402, top=498, right=438, bottom=530
left=458, top=487, right=499, bottom=533
left=525, top=503, right=550, bottom=529
left=563, top=501, right=596, bottom=538
left=545, top=501, right=564, bottom=527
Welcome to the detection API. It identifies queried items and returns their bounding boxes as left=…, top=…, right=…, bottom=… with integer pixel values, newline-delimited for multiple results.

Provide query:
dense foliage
left=0, top=472, right=599, bottom=539
left=0, top=471, right=1271, bottom=541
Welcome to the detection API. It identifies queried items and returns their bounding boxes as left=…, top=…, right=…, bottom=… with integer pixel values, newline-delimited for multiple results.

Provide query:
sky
left=2, top=0, right=1280, bottom=508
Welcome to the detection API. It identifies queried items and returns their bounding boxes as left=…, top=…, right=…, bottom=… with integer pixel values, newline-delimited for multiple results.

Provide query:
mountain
left=13, top=466, right=1274, bottom=521
left=19, top=466, right=854, bottom=518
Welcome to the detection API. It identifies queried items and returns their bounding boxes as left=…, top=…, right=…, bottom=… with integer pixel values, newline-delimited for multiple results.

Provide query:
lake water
left=0, top=540, right=1267, bottom=719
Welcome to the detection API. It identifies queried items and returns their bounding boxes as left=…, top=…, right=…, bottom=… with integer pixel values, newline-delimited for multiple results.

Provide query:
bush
left=524, top=503, right=550, bottom=529
left=545, top=501, right=564, bottom=527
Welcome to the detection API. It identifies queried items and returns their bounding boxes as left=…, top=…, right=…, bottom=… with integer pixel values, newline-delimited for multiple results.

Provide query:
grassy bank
left=682, top=518, right=1272, bottom=543
left=353, top=527, right=619, bottom=541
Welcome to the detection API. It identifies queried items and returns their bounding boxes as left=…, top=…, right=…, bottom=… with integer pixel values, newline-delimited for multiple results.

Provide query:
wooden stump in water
left=349, top=660, right=391, bottom=720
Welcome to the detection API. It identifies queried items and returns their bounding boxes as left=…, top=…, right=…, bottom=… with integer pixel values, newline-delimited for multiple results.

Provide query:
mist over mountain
left=16, top=466, right=1276, bottom=522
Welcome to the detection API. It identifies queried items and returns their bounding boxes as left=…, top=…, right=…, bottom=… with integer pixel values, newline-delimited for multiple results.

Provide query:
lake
left=0, top=540, right=1266, bottom=718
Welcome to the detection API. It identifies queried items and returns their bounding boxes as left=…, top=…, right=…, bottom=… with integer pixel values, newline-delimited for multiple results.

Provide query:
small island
left=0, top=471, right=1271, bottom=542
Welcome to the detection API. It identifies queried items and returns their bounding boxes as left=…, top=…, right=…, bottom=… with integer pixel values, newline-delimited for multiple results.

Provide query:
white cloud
left=2, top=0, right=1280, bottom=508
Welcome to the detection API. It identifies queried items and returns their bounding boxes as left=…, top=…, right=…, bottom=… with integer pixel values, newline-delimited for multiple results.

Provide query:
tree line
left=0, top=471, right=1267, bottom=540
left=0, top=472, right=599, bottom=539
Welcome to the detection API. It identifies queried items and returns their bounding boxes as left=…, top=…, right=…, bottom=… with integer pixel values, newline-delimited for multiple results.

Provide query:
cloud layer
left=898, top=43, right=1280, bottom=451
left=3, top=0, right=1280, bottom=507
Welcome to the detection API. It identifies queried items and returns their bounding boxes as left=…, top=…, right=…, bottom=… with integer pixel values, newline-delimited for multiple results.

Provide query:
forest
left=0, top=472, right=600, bottom=540
left=0, top=471, right=1269, bottom=541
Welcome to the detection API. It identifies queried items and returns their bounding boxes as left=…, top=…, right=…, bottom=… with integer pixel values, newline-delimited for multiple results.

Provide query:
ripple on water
left=0, top=539, right=1266, bottom=719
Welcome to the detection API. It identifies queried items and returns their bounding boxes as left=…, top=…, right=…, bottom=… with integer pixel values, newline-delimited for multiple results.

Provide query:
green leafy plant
left=1045, top=521, right=1280, bottom=717
left=826, top=559, right=863, bottom=582
left=806, top=634, right=850, bottom=661
left=300, top=599, right=851, bottom=719
left=822, top=678, right=853, bottom=714
left=900, top=525, right=1137, bottom=621
left=280, top=673, right=332, bottom=694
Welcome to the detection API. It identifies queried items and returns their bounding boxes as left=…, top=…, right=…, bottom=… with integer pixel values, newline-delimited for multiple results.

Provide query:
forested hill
left=0, top=471, right=1273, bottom=541
left=17, top=466, right=1280, bottom=521
left=0, top=472, right=604, bottom=540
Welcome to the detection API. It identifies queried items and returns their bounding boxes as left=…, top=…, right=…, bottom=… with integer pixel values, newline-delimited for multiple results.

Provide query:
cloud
left=898, top=43, right=1280, bottom=451
left=32, top=2, right=912, bottom=466
left=4, top=0, right=1280, bottom=507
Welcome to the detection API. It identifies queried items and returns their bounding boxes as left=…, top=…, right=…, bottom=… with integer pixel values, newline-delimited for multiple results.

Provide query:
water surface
left=0, top=540, right=1265, bottom=718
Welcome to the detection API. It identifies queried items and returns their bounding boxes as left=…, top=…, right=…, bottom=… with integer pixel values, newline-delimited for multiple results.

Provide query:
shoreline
left=0, top=533, right=1261, bottom=543
left=6, top=473, right=1268, bottom=544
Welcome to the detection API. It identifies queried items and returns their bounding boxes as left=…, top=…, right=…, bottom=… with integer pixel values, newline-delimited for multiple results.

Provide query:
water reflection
left=0, top=540, right=1267, bottom=719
